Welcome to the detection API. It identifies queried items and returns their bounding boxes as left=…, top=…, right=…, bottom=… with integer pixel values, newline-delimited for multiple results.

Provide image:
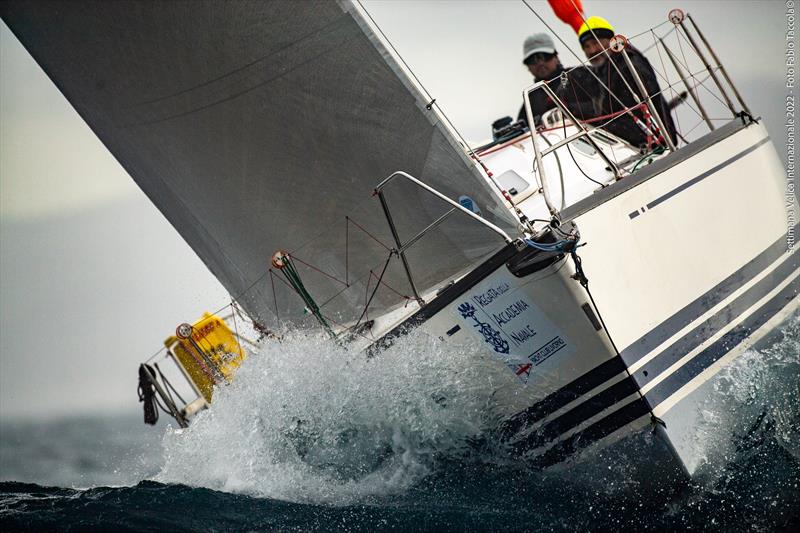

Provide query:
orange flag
left=547, top=0, right=585, bottom=33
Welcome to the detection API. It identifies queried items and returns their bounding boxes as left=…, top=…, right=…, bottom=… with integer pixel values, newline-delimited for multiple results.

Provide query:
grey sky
left=0, top=1, right=791, bottom=418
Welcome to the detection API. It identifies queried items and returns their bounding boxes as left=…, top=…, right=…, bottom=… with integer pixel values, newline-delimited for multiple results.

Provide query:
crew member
left=578, top=16, right=677, bottom=149
left=518, top=33, right=598, bottom=127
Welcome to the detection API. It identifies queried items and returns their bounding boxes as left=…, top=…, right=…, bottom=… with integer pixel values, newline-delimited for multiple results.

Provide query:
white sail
left=1, top=0, right=519, bottom=330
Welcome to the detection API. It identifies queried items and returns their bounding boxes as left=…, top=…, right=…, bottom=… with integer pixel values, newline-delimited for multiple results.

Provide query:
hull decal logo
left=458, top=302, right=509, bottom=354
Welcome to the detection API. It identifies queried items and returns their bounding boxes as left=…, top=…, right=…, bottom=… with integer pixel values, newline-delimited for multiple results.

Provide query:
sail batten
left=2, top=0, right=519, bottom=329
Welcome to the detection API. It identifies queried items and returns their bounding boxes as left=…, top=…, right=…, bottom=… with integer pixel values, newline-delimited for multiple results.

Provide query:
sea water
left=1, top=315, right=798, bottom=531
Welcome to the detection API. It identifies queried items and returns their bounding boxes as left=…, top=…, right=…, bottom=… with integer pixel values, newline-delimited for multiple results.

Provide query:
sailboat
left=2, top=0, right=796, bottom=478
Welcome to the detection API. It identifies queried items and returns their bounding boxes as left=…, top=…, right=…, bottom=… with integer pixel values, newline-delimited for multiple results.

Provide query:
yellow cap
left=578, top=16, right=615, bottom=41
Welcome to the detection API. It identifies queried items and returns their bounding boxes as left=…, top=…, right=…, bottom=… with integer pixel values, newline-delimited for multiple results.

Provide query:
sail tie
left=272, top=251, right=336, bottom=338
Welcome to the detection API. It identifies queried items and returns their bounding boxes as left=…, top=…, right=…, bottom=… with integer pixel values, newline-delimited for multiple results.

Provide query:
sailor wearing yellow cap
left=576, top=16, right=677, bottom=149
left=577, top=16, right=616, bottom=67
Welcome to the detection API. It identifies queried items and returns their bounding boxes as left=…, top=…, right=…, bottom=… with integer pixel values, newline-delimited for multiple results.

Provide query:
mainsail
left=1, top=0, right=519, bottom=330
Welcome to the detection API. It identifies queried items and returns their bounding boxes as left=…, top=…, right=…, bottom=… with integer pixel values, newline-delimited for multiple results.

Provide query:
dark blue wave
left=2, top=430, right=799, bottom=533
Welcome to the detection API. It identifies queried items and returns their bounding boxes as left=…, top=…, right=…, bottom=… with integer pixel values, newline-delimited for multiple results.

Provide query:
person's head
left=522, top=33, right=560, bottom=81
left=578, top=16, right=615, bottom=67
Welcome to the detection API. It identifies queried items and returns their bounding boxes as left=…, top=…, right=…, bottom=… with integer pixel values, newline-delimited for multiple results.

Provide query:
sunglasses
left=524, top=52, right=555, bottom=66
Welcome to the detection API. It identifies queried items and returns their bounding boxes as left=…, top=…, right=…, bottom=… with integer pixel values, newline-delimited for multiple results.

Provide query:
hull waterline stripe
left=644, top=280, right=799, bottom=408
left=620, top=223, right=798, bottom=365
left=529, top=398, right=651, bottom=469
left=499, top=227, right=795, bottom=439
left=510, top=252, right=797, bottom=453
left=636, top=252, right=799, bottom=387
left=496, top=355, right=627, bottom=439
left=510, top=375, right=638, bottom=453
left=532, top=280, right=797, bottom=468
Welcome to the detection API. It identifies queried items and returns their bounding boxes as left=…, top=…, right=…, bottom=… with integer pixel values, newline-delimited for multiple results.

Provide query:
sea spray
left=686, top=313, right=800, bottom=481
left=154, top=313, right=800, bottom=513
left=1, top=317, right=797, bottom=529
left=156, top=329, right=508, bottom=504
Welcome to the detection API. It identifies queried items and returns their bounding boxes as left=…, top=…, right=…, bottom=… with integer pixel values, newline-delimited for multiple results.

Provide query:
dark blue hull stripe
left=510, top=375, right=638, bottom=453
left=497, top=227, right=796, bottom=442
left=495, top=356, right=626, bottom=440
left=509, top=252, right=796, bottom=454
left=620, top=223, right=797, bottom=366
left=529, top=398, right=650, bottom=469
left=518, top=274, right=797, bottom=465
left=637, top=251, right=799, bottom=387
left=645, top=279, right=798, bottom=408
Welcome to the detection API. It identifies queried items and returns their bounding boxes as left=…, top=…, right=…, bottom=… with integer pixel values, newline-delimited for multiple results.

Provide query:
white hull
left=366, top=119, right=798, bottom=475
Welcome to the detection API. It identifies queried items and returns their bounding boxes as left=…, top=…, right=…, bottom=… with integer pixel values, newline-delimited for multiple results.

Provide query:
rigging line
left=569, top=250, right=660, bottom=430
left=353, top=253, right=393, bottom=330
left=651, top=31, right=677, bottom=102
left=145, top=346, right=168, bottom=364
left=128, top=16, right=350, bottom=108
left=321, top=310, right=376, bottom=343
left=201, top=302, right=233, bottom=324
left=295, top=236, right=408, bottom=312
left=370, top=268, right=412, bottom=300
left=318, top=280, right=357, bottom=309
left=269, top=269, right=280, bottom=322
left=345, top=217, right=350, bottom=288
left=536, top=104, right=644, bottom=133
left=642, top=68, right=725, bottom=120
left=682, top=117, right=713, bottom=138
left=637, top=26, right=677, bottom=54
left=232, top=300, right=257, bottom=332
left=628, top=19, right=671, bottom=41
left=287, top=190, right=386, bottom=259
left=590, top=70, right=709, bottom=136
left=288, top=253, right=349, bottom=287
left=355, top=0, right=480, bottom=154
left=364, top=269, right=372, bottom=322
left=228, top=269, right=270, bottom=310
left=230, top=297, right=242, bottom=355
left=319, top=256, right=410, bottom=311
left=673, top=32, right=733, bottom=112
left=650, top=30, right=688, bottom=138
left=562, top=120, right=605, bottom=187
left=346, top=215, right=392, bottom=251
left=671, top=30, right=731, bottom=111
left=647, top=42, right=706, bottom=126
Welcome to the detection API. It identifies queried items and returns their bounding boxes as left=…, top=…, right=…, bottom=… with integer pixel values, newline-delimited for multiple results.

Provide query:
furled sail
left=1, top=0, right=520, bottom=330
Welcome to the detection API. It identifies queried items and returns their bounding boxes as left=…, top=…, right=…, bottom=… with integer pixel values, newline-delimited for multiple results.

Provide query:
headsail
left=1, top=0, right=519, bottom=330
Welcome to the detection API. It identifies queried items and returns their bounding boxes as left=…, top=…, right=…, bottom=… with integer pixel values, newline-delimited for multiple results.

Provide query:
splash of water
left=156, top=312, right=800, bottom=507
left=156, top=329, right=507, bottom=504
left=688, top=313, right=800, bottom=480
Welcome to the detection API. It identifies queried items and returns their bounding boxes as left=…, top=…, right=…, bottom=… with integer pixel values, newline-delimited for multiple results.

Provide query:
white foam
left=688, top=313, right=800, bottom=479
left=155, top=329, right=506, bottom=504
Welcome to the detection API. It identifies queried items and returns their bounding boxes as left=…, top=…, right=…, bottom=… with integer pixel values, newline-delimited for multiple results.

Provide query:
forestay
left=1, top=0, right=519, bottom=330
